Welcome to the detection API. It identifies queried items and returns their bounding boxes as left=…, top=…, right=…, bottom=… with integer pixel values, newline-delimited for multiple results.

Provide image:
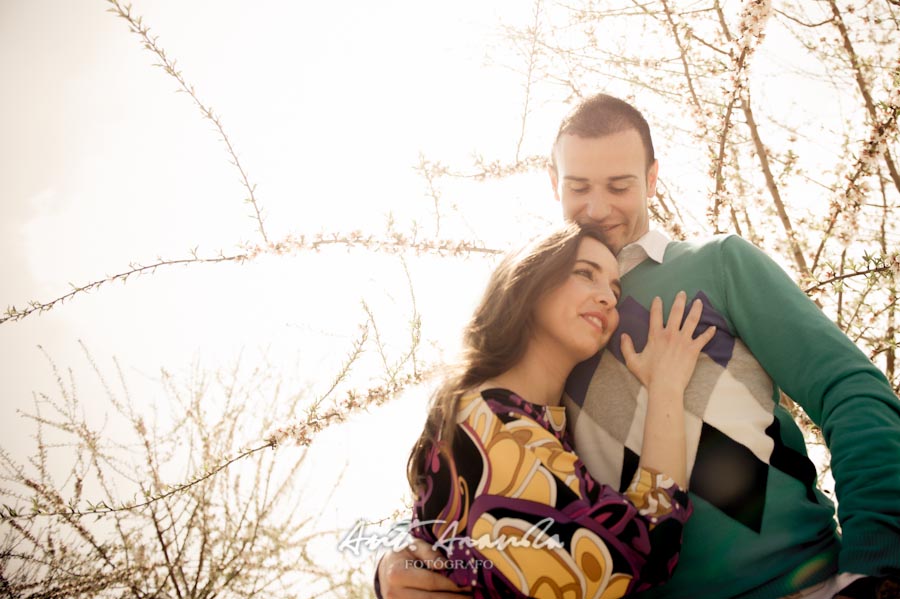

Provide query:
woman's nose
left=593, top=285, right=617, bottom=307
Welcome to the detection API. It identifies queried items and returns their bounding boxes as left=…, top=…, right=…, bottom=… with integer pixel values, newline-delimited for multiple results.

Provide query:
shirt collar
left=616, top=229, right=670, bottom=276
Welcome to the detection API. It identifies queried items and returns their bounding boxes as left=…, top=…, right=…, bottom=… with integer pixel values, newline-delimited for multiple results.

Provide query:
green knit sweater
left=564, top=235, right=900, bottom=599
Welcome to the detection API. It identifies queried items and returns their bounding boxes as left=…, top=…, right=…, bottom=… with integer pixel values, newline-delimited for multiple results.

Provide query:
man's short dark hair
left=551, top=94, right=656, bottom=171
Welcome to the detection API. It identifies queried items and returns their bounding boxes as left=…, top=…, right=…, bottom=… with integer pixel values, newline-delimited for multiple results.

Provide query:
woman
left=404, top=223, right=715, bottom=598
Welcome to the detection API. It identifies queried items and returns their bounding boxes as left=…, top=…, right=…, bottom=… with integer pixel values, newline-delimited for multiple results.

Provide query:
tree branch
left=2, top=233, right=501, bottom=325
left=105, top=0, right=270, bottom=244
left=1, top=367, right=430, bottom=521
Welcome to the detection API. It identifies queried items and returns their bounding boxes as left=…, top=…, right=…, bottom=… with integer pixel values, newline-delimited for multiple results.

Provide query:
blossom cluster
left=735, top=0, right=772, bottom=55
left=844, top=57, right=900, bottom=211
left=703, top=0, right=773, bottom=233
left=890, top=254, right=900, bottom=278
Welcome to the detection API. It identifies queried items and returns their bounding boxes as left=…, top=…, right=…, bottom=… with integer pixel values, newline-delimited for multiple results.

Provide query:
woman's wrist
left=647, top=379, right=686, bottom=398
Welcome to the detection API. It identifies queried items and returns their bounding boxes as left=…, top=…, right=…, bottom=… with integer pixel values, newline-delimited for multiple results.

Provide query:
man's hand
left=377, top=542, right=472, bottom=599
left=833, top=575, right=900, bottom=599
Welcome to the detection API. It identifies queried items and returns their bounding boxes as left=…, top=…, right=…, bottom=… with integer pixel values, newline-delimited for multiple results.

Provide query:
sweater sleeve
left=718, top=235, right=900, bottom=575
left=410, top=408, right=692, bottom=597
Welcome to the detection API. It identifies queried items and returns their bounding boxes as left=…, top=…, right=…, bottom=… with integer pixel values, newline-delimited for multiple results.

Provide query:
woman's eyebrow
left=575, top=258, right=600, bottom=270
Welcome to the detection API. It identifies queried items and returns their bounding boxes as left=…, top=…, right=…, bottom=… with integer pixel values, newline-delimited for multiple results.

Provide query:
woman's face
left=532, top=236, right=621, bottom=362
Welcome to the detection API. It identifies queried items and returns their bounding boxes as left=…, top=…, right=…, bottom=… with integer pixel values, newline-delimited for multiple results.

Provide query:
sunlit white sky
left=0, top=0, right=572, bottom=577
left=0, top=0, right=860, bottom=579
left=0, top=2, right=537, bottom=421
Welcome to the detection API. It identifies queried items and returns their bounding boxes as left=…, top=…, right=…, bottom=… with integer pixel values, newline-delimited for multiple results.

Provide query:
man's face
left=549, top=129, right=659, bottom=255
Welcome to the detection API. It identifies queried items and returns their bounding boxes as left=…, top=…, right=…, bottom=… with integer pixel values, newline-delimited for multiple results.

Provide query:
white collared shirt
left=616, top=229, right=670, bottom=277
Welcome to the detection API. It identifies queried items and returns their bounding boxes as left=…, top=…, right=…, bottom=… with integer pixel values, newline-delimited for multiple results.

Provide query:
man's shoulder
left=661, top=233, right=738, bottom=262
left=668, top=232, right=739, bottom=248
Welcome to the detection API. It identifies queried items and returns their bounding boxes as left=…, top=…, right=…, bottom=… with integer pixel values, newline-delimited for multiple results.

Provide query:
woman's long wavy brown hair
left=407, top=222, right=608, bottom=490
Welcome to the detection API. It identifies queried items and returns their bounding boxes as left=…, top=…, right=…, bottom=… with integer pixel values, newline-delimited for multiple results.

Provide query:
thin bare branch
left=105, top=0, right=270, bottom=244
left=2, top=233, right=501, bottom=325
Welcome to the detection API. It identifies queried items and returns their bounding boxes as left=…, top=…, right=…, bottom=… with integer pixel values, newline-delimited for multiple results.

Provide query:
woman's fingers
left=622, top=332, right=651, bottom=388
left=407, top=543, right=470, bottom=593
left=649, top=296, right=664, bottom=332
left=665, top=291, right=687, bottom=331
left=693, top=325, right=717, bottom=349
left=681, top=297, right=704, bottom=335
left=388, top=568, right=471, bottom=598
left=621, top=333, right=636, bottom=366
left=407, top=540, right=444, bottom=562
left=402, top=566, right=470, bottom=593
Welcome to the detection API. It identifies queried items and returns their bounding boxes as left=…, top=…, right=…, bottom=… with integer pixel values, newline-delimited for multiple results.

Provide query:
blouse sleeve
left=410, top=399, right=692, bottom=598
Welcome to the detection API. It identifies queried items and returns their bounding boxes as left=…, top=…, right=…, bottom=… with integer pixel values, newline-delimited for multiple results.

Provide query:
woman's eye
left=574, top=268, right=594, bottom=280
left=569, top=185, right=589, bottom=194
left=610, top=186, right=629, bottom=194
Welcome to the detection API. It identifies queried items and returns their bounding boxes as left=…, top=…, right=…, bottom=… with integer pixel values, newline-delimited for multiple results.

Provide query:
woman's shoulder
left=454, top=388, right=502, bottom=435
left=456, top=387, right=568, bottom=442
left=458, top=387, right=543, bottom=422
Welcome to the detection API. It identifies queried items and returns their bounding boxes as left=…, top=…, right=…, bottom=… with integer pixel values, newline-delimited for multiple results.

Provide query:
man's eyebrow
left=563, top=175, right=638, bottom=183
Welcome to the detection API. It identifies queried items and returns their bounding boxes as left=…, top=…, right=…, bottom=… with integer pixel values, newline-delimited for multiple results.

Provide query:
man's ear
left=548, top=164, right=561, bottom=202
left=646, top=160, right=659, bottom=198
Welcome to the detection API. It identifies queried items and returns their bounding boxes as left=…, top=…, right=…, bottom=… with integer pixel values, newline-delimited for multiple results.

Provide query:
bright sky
left=0, top=0, right=565, bottom=581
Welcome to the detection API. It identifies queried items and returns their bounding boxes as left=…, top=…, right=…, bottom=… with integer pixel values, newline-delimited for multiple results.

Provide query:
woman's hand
left=621, top=291, right=716, bottom=394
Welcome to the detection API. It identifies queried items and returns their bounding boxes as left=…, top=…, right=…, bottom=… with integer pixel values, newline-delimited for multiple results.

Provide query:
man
left=376, top=94, right=900, bottom=598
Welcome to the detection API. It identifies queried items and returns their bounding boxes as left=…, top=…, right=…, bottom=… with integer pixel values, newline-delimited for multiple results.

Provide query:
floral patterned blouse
left=409, top=388, right=692, bottom=599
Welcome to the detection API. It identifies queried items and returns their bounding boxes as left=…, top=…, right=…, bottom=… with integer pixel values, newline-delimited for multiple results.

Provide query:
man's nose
left=584, top=193, right=612, bottom=221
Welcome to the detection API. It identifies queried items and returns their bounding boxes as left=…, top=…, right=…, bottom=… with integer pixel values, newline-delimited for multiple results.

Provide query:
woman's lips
left=581, top=312, right=608, bottom=333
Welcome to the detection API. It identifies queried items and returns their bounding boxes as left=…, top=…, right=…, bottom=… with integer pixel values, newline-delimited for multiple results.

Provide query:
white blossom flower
left=890, top=254, right=900, bottom=278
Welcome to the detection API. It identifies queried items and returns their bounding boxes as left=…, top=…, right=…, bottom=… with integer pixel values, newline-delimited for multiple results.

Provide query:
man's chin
left=604, top=229, right=642, bottom=255
left=603, top=235, right=626, bottom=255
